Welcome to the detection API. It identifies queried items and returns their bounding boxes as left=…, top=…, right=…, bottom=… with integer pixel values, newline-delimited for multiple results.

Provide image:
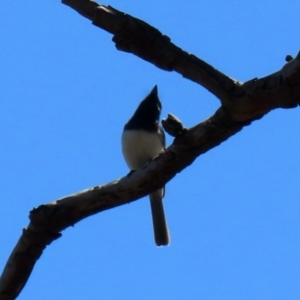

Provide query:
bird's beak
left=150, top=85, right=158, bottom=96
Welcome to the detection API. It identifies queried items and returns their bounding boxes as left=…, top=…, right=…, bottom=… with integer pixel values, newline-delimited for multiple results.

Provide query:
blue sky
left=1, top=1, right=300, bottom=299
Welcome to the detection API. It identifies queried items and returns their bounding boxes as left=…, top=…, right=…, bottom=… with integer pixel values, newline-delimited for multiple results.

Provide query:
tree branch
left=61, top=0, right=300, bottom=115
left=0, top=0, right=299, bottom=299
left=62, top=0, right=238, bottom=100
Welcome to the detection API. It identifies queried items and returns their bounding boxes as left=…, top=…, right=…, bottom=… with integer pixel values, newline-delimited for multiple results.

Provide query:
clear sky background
left=1, top=1, right=300, bottom=299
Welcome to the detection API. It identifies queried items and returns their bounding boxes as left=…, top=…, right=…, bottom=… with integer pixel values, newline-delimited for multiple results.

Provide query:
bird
left=121, top=85, right=170, bottom=246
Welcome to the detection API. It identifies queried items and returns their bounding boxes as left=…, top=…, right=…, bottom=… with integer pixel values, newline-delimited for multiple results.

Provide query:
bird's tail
left=149, top=188, right=170, bottom=246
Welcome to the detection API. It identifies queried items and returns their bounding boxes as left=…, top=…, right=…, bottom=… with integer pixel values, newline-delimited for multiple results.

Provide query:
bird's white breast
left=121, top=130, right=164, bottom=170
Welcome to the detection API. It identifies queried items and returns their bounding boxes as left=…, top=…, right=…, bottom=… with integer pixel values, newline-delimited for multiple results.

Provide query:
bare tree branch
left=62, top=0, right=238, bottom=100
left=60, top=0, right=300, bottom=116
left=0, top=0, right=299, bottom=299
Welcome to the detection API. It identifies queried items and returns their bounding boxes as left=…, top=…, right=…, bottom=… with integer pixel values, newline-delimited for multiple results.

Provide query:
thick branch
left=1, top=75, right=300, bottom=297
left=61, top=0, right=300, bottom=115
left=0, top=107, right=243, bottom=299
left=62, top=0, right=237, bottom=100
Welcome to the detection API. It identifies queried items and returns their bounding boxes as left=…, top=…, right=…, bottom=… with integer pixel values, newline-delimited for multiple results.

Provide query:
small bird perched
left=121, top=86, right=170, bottom=246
